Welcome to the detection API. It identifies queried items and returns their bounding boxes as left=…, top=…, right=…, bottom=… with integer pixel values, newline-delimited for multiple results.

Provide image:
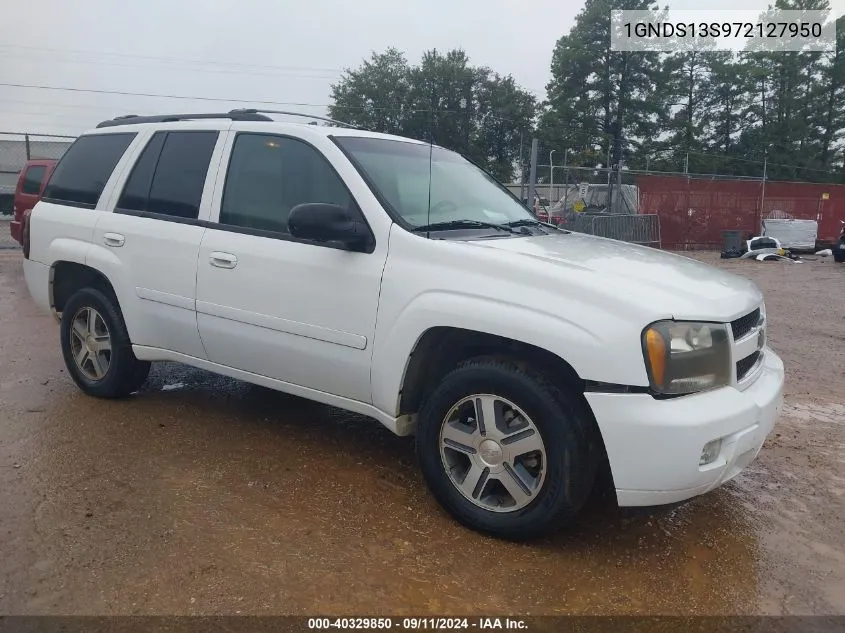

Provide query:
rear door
left=91, top=127, right=225, bottom=359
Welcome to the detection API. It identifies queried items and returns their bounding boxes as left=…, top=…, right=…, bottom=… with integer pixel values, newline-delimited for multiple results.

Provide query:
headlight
left=642, top=321, right=731, bottom=395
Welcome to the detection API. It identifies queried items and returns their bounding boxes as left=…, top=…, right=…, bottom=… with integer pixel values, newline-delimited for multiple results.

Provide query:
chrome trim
left=730, top=304, right=766, bottom=389
left=735, top=322, right=764, bottom=345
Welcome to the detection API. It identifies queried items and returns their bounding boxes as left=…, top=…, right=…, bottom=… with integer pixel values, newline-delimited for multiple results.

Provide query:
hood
left=463, top=232, right=762, bottom=321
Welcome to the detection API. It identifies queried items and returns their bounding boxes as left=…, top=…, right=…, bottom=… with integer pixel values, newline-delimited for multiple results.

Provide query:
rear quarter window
left=42, top=133, right=136, bottom=209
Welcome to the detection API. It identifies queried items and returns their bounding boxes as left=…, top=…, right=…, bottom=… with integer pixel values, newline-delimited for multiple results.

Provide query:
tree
left=329, top=48, right=410, bottom=133
left=538, top=0, right=663, bottom=171
left=702, top=53, right=755, bottom=157
left=809, top=14, right=845, bottom=176
left=328, top=49, right=537, bottom=181
left=474, top=73, right=537, bottom=181
left=403, top=49, right=478, bottom=155
left=660, top=50, right=716, bottom=172
left=738, top=0, right=836, bottom=181
left=539, top=0, right=843, bottom=183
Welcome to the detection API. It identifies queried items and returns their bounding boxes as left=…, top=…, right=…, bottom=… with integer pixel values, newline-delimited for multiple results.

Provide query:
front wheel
left=415, top=360, right=598, bottom=540
left=833, top=240, right=845, bottom=263
left=60, top=287, right=151, bottom=398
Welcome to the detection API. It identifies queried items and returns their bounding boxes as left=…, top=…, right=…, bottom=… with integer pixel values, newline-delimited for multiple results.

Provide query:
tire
left=833, top=241, right=845, bottom=263
left=60, top=287, right=151, bottom=398
left=415, top=360, right=599, bottom=540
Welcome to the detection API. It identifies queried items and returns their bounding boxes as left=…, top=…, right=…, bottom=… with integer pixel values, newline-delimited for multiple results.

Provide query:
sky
left=0, top=0, right=843, bottom=137
left=0, top=0, right=573, bottom=136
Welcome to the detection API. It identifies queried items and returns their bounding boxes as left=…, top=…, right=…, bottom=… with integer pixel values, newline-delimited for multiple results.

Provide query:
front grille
left=731, top=308, right=760, bottom=340
left=736, top=351, right=761, bottom=382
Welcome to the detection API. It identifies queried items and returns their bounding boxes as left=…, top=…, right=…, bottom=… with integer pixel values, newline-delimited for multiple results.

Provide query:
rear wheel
left=833, top=240, right=845, bottom=263
left=60, top=288, right=150, bottom=398
left=415, top=360, right=598, bottom=540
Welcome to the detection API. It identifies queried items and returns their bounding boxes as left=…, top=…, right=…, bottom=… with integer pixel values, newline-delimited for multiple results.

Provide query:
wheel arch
left=383, top=323, right=616, bottom=494
left=51, top=260, right=120, bottom=314
left=397, top=326, right=585, bottom=417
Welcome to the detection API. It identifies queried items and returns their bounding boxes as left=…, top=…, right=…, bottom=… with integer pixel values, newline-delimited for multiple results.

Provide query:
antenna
left=425, top=109, right=435, bottom=233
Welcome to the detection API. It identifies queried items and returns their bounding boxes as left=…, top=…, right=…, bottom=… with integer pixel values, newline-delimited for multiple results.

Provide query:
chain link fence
left=0, top=132, right=75, bottom=215
left=505, top=165, right=659, bottom=246
left=584, top=213, right=661, bottom=246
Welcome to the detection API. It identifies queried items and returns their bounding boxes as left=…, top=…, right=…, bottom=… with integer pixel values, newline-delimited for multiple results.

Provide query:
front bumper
left=585, top=347, right=784, bottom=507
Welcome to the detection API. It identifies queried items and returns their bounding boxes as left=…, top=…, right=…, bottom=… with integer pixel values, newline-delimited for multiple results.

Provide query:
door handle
left=209, top=251, right=238, bottom=269
left=103, top=232, right=125, bottom=247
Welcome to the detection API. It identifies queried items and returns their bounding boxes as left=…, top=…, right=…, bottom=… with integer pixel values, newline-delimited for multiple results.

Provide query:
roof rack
left=95, top=111, right=273, bottom=128
left=228, top=109, right=362, bottom=130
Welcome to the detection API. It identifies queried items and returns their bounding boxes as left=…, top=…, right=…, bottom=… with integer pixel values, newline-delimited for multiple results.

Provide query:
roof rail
left=95, top=111, right=273, bottom=128
left=228, top=109, right=363, bottom=130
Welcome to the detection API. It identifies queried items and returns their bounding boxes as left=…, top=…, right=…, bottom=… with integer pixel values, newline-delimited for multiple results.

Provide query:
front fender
left=370, top=290, right=647, bottom=417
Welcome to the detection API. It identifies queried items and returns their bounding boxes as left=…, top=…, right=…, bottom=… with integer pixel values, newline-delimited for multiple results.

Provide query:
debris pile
left=721, top=234, right=806, bottom=263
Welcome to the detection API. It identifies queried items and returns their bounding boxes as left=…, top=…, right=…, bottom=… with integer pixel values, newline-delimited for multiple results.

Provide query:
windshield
left=334, top=136, right=536, bottom=229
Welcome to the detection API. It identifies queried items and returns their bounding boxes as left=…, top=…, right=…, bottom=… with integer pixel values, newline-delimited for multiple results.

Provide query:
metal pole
left=25, top=134, right=31, bottom=160
left=617, top=151, right=624, bottom=214
left=759, top=157, right=767, bottom=231
left=527, top=139, right=538, bottom=214
left=607, top=143, right=615, bottom=213
left=549, top=150, right=556, bottom=204
left=561, top=148, right=570, bottom=214
left=646, top=155, right=650, bottom=174
left=518, top=131, right=525, bottom=201
left=684, top=152, right=689, bottom=174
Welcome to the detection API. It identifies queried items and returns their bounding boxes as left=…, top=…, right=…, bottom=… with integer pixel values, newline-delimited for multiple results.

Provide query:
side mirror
left=287, top=203, right=373, bottom=252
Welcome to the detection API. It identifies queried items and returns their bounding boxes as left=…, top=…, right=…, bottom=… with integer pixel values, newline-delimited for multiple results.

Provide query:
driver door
left=195, top=131, right=386, bottom=404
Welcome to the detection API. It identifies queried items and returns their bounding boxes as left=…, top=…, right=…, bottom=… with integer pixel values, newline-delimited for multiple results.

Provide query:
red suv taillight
left=22, top=209, right=32, bottom=259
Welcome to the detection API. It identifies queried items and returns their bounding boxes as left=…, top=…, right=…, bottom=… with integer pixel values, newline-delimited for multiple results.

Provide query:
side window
left=21, top=165, right=47, bottom=195
left=42, top=133, right=136, bottom=208
left=220, top=133, right=351, bottom=234
left=116, top=132, right=166, bottom=212
left=117, top=131, right=218, bottom=220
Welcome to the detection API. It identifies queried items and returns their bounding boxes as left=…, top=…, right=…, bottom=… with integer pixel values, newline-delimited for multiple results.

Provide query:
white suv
left=22, top=110, right=784, bottom=539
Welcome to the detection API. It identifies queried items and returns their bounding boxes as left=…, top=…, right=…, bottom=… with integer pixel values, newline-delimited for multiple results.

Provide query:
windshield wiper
left=505, top=219, right=542, bottom=227
left=505, top=218, right=566, bottom=232
left=412, top=220, right=517, bottom=234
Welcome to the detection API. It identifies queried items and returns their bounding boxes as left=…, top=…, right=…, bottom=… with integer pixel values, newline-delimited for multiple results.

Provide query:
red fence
left=637, top=175, right=845, bottom=249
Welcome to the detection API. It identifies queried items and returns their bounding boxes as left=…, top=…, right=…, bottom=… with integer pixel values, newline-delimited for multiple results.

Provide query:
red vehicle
left=11, top=159, right=57, bottom=245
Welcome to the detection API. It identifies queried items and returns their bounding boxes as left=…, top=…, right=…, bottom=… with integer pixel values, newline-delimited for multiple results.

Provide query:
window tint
left=21, top=165, right=47, bottom=195
left=220, top=133, right=351, bottom=234
left=42, top=133, right=136, bottom=208
left=116, top=132, right=166, bottom=212
left=145, top=131, right=218, bottom=219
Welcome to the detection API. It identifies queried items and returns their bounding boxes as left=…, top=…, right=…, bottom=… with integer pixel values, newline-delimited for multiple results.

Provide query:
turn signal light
left=644, top=327, right=667, bottom=387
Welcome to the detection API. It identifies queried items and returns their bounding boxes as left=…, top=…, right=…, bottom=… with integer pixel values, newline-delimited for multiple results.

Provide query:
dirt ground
left=0, top=227, right=843, bottom=616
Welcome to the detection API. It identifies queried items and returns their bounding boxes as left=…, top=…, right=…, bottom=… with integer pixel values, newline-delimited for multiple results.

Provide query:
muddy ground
left=0, top=228, right=843, bottom=615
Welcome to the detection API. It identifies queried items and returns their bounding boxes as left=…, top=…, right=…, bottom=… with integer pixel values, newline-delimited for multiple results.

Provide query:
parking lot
left=0, top=230, right=843, bottom=616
